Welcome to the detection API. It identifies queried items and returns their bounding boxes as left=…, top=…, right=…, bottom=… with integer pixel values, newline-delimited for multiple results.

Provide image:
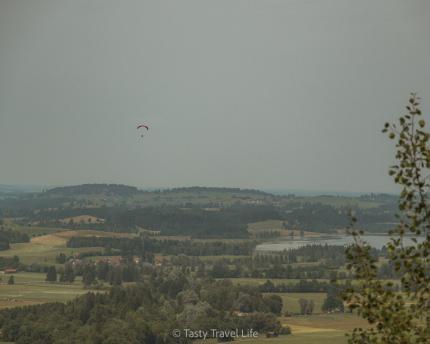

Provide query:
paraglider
left=137, top=124, right=149, bottom=138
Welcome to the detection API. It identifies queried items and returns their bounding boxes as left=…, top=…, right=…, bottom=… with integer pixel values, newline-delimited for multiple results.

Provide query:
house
left=69, top=258, right=83, bottom=267
left=107, top=256, right=123, bottom=265
left=4, top=268, right=17, bottom=274
left=154, top=256, right=167, bottom=266
left=232, top=310, right=248, bottom=317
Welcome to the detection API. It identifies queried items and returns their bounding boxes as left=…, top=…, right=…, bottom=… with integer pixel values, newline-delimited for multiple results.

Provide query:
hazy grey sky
left=1, top=0, right=429, bottom=193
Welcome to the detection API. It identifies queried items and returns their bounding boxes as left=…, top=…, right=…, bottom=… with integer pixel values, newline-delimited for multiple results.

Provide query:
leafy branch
left=344, top=94, right=430, bottom=343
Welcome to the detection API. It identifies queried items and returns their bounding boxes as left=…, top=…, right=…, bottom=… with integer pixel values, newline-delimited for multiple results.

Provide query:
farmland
left=0, top=230, right=134, bottom=266
left=267, top=292, right=326, bottom=314
left=0, top=185, right=394, bottom=343
left=195, top=314, right=368, bottom=344
left=0, top=272, right=90, bottom=309
left=0, top=222, right=368, bottom=342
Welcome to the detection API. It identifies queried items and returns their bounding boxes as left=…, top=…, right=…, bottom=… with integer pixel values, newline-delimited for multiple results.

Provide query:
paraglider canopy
left=137, top=124, right=149, bottom=138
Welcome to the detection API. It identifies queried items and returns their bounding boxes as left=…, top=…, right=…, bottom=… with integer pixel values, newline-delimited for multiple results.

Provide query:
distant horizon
left=0, top=182, right=398, bottom=197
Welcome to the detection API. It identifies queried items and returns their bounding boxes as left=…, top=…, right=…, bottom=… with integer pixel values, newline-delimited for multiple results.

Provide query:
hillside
left=46, top=184, right=140, bottom=196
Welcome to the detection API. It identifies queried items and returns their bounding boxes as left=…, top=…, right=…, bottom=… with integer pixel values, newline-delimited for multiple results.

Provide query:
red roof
left=4, top=269, right=17, bottom=274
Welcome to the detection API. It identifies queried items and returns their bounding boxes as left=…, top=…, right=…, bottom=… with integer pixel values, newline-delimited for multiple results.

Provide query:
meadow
left=0, top=230, right=134, bottom=265
left=0, top=272, right=90, bottom=309
left=266, top=292, right=327, bottom=314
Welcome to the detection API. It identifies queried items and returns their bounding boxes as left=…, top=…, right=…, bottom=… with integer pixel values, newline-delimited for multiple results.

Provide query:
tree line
left=0, top=228, right=30, bottom=250
left=67, top=236, right=257, bottom=256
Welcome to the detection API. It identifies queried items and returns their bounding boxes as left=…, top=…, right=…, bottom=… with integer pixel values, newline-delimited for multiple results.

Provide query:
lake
left=256, top=235, right=424, bottom=251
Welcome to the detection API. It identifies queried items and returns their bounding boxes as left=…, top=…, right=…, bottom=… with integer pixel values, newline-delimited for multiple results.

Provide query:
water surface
left=256, top=235, right=423, bottom=251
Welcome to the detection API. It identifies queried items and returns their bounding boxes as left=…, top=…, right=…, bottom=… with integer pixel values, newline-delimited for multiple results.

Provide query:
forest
left=67, top=236, right=257, bottom=256
left=0, top=271, right=289, bottom=344
left=0, top=185, right=399, bottom=233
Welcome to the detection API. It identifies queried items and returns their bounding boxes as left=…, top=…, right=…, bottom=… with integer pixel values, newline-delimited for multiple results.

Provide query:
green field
left=2, top=221, right=69, bottom=237
left=282, top=313, right=369, bottom=334
left=0, top=230, right=133, bottom=266
left=0, top=272, right=93, bottom=309
left=265, top=292, right=327, bottom=314
left=1, top=271, right=60, bottom=283
left=0, top=240, right=102, bottom=266
left=193, top=292, right=368, bottom=343
left=234, top=313, right=369, bottom=343
left=234, top=331, right=346, bottom=344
